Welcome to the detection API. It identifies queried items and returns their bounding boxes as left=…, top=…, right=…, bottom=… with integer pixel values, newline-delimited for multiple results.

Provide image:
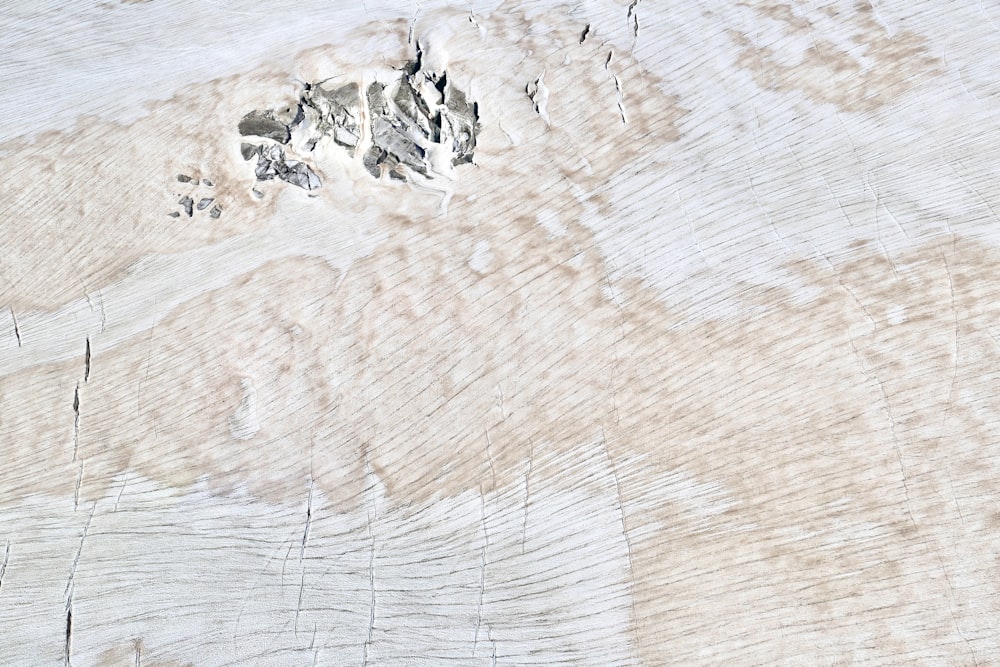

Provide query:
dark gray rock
left=238, top=110, right=292, bottom=143
left=241, top=143, right=260, bottom=161
left=234, top=57, right=477, bottom=189
left=362, top=63, right=479, bottom=179
left=280, top=161, right=322, bottom=190
left=299, top=80, right=362, bottom=154
left=441, top=79, right=478, bottom=165
left=254, top=144, right=321, bottom=190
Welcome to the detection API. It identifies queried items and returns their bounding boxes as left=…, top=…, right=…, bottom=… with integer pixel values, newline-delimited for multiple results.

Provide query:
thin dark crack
left=295, top=475, right=314, bottom=636
left=295, top=570, right=307, bottom=637
left=937, top=240, right=961, bottom=447
left=301, top=476, right=314, bottom=558
left=361, top=453, right=376, bottom=667
left=748, top=164, right=792, bottom=254
left=80, top=284, right=104, bottom=338
left=934, top=550, right=980, bottom=665
left=864, top=172, right=900, bottom=280
left=65, top=505, right=95, bottom=667
left=65, top=505, right=95, bottom=599
left=96, top=290, right=107, bottom=333
left=0, top=541, right=9, bottom=594
left=678, top=188, right=712, bottom=268
left=627, top=0, right=640, bottom=37
left=65, top=600, right=73, bottom=666
left=280, top=543, right=294, bottom=587
left=136, top=317, right=156, bottom=415
left=474, top=485, right=489, bottom=657
left=468, top=11, right=482, bottom=33
left=73, top=462, right=84, bottom=512
left=362, top=516, right=375, bottom=667
left=84, top=338, right=90, bottom=382
left=72, top=384, right=80, bottom=462
left=917, top=117, right=1000, bottom=225
left=522, top=439, right=533, bottom=555
left=816, top=170, right=855, bottom=229
left=113, top=475, right=128, bottom=513
left=807, top=240, right=877, bottom=331
left=10, top=307, right=20, bottom=347
left=484, top=427, right=497, bottom=492
left=947, top=469, right=967, bottom=529
left=407, top=4, right=420, bottom=44
left=310, top=624, right=319, bottom=666
left=134, top=640, right=142, bottom=667
left=604, top=50, right=628, bottom=126
left=604, top=271, right=626, bottom=426
left=580, top=23, right=590, bottom=44
left=869, top=346, right=918, bottom=530
left=600, top=427, right=641, bottom=653
left=842, top=311, right=914, bottom=528
left=495, top=384, right=506, bottom=421
left=837, top=297, right=916, bottom=531
left=866, top=171, right=906, bottom=234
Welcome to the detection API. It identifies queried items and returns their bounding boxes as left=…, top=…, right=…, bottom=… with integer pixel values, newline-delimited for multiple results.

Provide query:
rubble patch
left=168, top=178, right=223, bottom=219
left=299, top=81, right=362, bottom=154
left=236, top=48, right=480, bottom=191
left=364, top=56, right=479, bottom=179
left=238, top=109, right=297, bottom=144
left=250, top=144, right=322, bottom=191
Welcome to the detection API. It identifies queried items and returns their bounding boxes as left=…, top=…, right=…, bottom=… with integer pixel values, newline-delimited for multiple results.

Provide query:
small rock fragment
left=363, top=146, right=385, bottom=178
left=209, top=205, right=222, bottom=219
left=197, top=198, right=214, bottom=210
left=178, top=196, right=194, bottom=217
left=281, top=161, right=322, bottom=190
left=441, top=78, right=479, bottom=165
left=241, top=143, right=260, bottom=161
left=253, top=144, right=321, bottom=190
left=168, top=211, right=180, bottom=218
left=251, top=188, right=264, bottom=199
left=393, top=74, right=436, bottom=140
left=177, top=174, right=193, bottom=183
left=238, top=110, right=292, bottom=143
left=526, top=73, right=550, bottom=126
left=366, top=80, right=428, bottom=177
left=202, top=179, right=214, bottom=187
left=254, top=144, right=283, bottom=181
left=362, top=62, right=479, bottom=180
left=367, top=81, right=389, bottom=116
left=299, top=80, right=362, bottom=154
